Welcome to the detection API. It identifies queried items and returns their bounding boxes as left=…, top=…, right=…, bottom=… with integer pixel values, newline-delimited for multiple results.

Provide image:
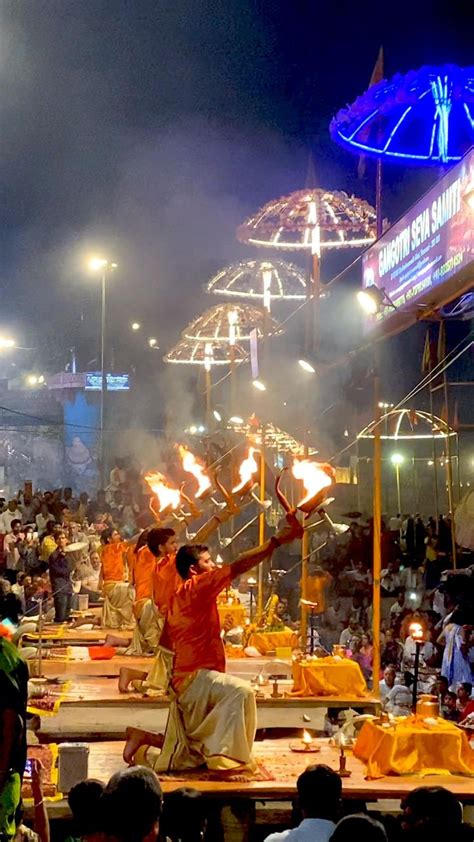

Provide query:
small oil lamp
left=290, top=729, right=319, bottom=753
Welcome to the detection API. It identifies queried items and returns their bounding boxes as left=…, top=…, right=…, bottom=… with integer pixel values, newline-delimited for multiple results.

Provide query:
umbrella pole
left=371, top=349, right=382, bottom=697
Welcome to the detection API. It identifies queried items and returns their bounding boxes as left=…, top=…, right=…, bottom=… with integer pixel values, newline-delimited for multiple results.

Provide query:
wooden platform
left=37, top=668, right=380, bottom=740
left=31, top=738, right=474, bottom=820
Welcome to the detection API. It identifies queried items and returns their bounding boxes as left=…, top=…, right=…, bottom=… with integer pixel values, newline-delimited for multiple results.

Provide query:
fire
left=233, top=447, right=259, bottom=494
left=302, top=729, right=313, bottom=745
left=409, top=621, right=424, bottom=641
left=178, top=445, right=211, bottom=498
left=145, top=471, right=181, bottom=512
left=292, top=458, right=334, bottom=508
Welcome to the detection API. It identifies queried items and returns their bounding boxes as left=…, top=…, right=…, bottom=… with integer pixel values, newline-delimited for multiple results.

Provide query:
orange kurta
left=152, top=553, right=178, bottom=616
left=134, top=546, right=156, bottom=602
left=166, top=566, right=232, bottom=692
left=101, top=541, right=128, bottom=583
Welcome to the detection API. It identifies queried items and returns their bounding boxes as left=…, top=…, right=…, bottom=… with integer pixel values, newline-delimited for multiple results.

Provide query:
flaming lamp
left=409, top=621, right=425, bottom=710
left=290, top=729, right=319, bottom=753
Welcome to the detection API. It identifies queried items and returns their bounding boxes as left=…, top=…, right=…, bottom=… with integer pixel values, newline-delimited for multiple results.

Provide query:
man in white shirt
left=3, top=519, right=25, bottom=573
left=380, top=665, right=397, bottom=705
left=265, top=764, right=341, bottom=842
left=0, top=500, right=24, bottom=533
left=380, top=561, right=401, bottom=596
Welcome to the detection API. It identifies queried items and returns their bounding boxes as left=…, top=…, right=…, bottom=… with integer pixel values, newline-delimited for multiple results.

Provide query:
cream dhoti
left=136, top=668, right=257, bottom=771
left=125, top=598, right=161, bottom=655
left=102, top=581, right=135, bottom=629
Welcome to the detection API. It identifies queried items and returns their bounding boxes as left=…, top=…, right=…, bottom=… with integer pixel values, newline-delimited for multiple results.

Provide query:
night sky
left=1, top=0, right=473, bottom=443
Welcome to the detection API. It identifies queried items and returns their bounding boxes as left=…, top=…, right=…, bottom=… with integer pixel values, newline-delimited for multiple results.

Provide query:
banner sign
left=85, top=373, right=130, bottom=391
left=362, top=147, right=474, bottom=333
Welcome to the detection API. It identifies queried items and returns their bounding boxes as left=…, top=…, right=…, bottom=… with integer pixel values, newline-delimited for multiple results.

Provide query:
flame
left=409, top=621, right=424, bottom=641
left=233, top=447, right=259, bottom=493
left=178, top=445, right=211, bottom=498
left=145, top=471, right=181, bottom=512
left=302, top=729, right=313, bottom=745
left=292, top=458, right=334, bottom=507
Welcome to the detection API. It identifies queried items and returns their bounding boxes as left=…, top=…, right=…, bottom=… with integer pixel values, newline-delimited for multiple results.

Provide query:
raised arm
left=230, top=512, right=303, bottom=579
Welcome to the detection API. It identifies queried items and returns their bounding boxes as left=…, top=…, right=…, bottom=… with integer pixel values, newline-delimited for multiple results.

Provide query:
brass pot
left=416, top=694, right=440, bottom=718
left=332, top=645, right=345, bottom=658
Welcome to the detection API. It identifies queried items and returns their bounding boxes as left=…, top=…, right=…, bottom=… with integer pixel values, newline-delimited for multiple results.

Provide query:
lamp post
left=409, top=621, right=424, bottom=710
left=88, top=257, right=117, bottom=487
left=390, top=453, right=404, bottom=513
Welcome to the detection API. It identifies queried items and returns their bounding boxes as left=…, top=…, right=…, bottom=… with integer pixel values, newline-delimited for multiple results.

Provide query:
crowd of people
left=0, top=465, right=473, bottom=841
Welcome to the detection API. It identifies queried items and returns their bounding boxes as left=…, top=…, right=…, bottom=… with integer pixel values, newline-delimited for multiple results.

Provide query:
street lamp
left=357, top=285, right=396, bottom=315
left=131, top=322, right=141, bottom=331
left=88, top=256, right=118, bottom=486
left=252, top=379, right=266, bottom=392
left=148, top=338, right=158, bottom=348
left=390, top=452, right=404, bottom=513
left=298, top=358, right=316, bottom=374
left=0, top=337, right=15, bottom=350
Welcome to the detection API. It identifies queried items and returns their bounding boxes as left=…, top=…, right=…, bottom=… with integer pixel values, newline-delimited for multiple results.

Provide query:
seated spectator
left=160, top=788, right=206, bottom=842
left=19, top=527, right=41, bottom=576
left=339, top=618, right=361, bottom=649
left=457, top=682, right=474, bottom=719
left=434, top=675, right=450, bottom=715
left=381, top=629, right=401, bottom=669
left=380, top=665, right=397, bottom=704
left=400, top=786, right=463, bottom=832
left=402, top=631, right=436, bottom=671
left=443, top=691, right=459, bottom=722
left=68, top=779, right=105, bottom=842
left=3, top=521, right=25, bottom=582
left=330, top=815, right=387, bottom=842
left=385, top=672, right=413, bottom=716
left=264, top=764, right=341, bottom=842
left=380, top=561, right=401, bottom=597
left=11, top=573, right=28, bottom=614
left=101, top=767, right=162, bottom=842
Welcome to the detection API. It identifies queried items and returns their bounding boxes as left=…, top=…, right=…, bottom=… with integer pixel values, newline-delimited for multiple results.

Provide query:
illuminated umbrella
left=183, top=302, right=281, bottom=342
left=330, top=64, right=474, bottom=166
left=164, top=338, right=247, bottom=366
left=237, top=188, right=377, bottom=250
left=207, top=259, right=307, bottom=307
left=357, top=408, right=456, bottom=440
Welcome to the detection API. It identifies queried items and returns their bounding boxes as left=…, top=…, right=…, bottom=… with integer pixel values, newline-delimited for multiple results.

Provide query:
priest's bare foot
left=104, top=634, right=129, bottom=647
left=123, top=727, right=164, bottom=765
left=118, top=667, right=147, bottom=693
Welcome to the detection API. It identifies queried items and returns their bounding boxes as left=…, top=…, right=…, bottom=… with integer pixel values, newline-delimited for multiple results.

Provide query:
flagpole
left=429, top=378, right=440, bottom=521
left=442, top=367, right=457, bottom=569
left=376, top=159, right=383, bottom=238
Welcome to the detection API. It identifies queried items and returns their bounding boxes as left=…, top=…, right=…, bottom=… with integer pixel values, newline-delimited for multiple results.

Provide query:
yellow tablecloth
left=291, top=656, right=367, bottom=698
left=217, top=603, right=247, bottom=627
left=354, top=716, right=474, bottom=779
left=248, top=629, right=298, bottom=655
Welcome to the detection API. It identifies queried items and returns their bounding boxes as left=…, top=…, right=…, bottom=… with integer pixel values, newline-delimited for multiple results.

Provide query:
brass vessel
left=416, top=694, right=440, bottom=718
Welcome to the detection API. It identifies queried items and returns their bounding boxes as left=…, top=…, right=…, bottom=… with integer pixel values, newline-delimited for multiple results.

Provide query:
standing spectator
left=20, top=494, right=37, bottom=526
left=0, top=501, right=24, bottom=534
left=389, top=589, right=407, bottom=631
left=438, top=607, right=472, bottom=686
left=35, top=503, right=54, bottom=535
left=3, top=522, right=25, bottom=581
left=76, top=493, right=90, bottom=525
left=48, top=532, right=72, bottom=623
left=19, top=527, right=41, bottom=575
left=121, top=492, right=139, bottom=538
left=415, top=515, right=426, bottom=563
left=39, top=523, right=62, bottom=564
left=264, top=764, right=341, bottom=842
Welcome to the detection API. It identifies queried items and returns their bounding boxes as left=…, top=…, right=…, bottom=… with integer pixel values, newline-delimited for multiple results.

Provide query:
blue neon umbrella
left=330, top=64, right=474, bottom=166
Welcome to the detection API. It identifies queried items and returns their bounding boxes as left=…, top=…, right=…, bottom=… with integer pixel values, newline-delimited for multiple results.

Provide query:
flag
left=357, top=47, right=384, bottom=179
left=422, top=328, right=437, bottom=373
left=437, top=321, right=446, bottom=364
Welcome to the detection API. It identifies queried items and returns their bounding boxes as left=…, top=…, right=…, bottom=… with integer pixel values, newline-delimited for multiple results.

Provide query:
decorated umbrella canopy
left=228, top=417, right=318, bottom=456
left=164, top=337, right=247, bottom=366
left=357, top=408, right=456, bottom=440
left=207, top=259, right=307, bottom=305
left=330, top=64, right=474, bottom=166
left=237, top=188, right=377, bottom=250
left=182, top=302, right=281, bottom=343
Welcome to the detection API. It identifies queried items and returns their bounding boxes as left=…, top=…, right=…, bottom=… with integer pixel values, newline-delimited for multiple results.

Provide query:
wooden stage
left=31, top=738, right=474, bottom=821
left=35, top=651, right=380, bottom=741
